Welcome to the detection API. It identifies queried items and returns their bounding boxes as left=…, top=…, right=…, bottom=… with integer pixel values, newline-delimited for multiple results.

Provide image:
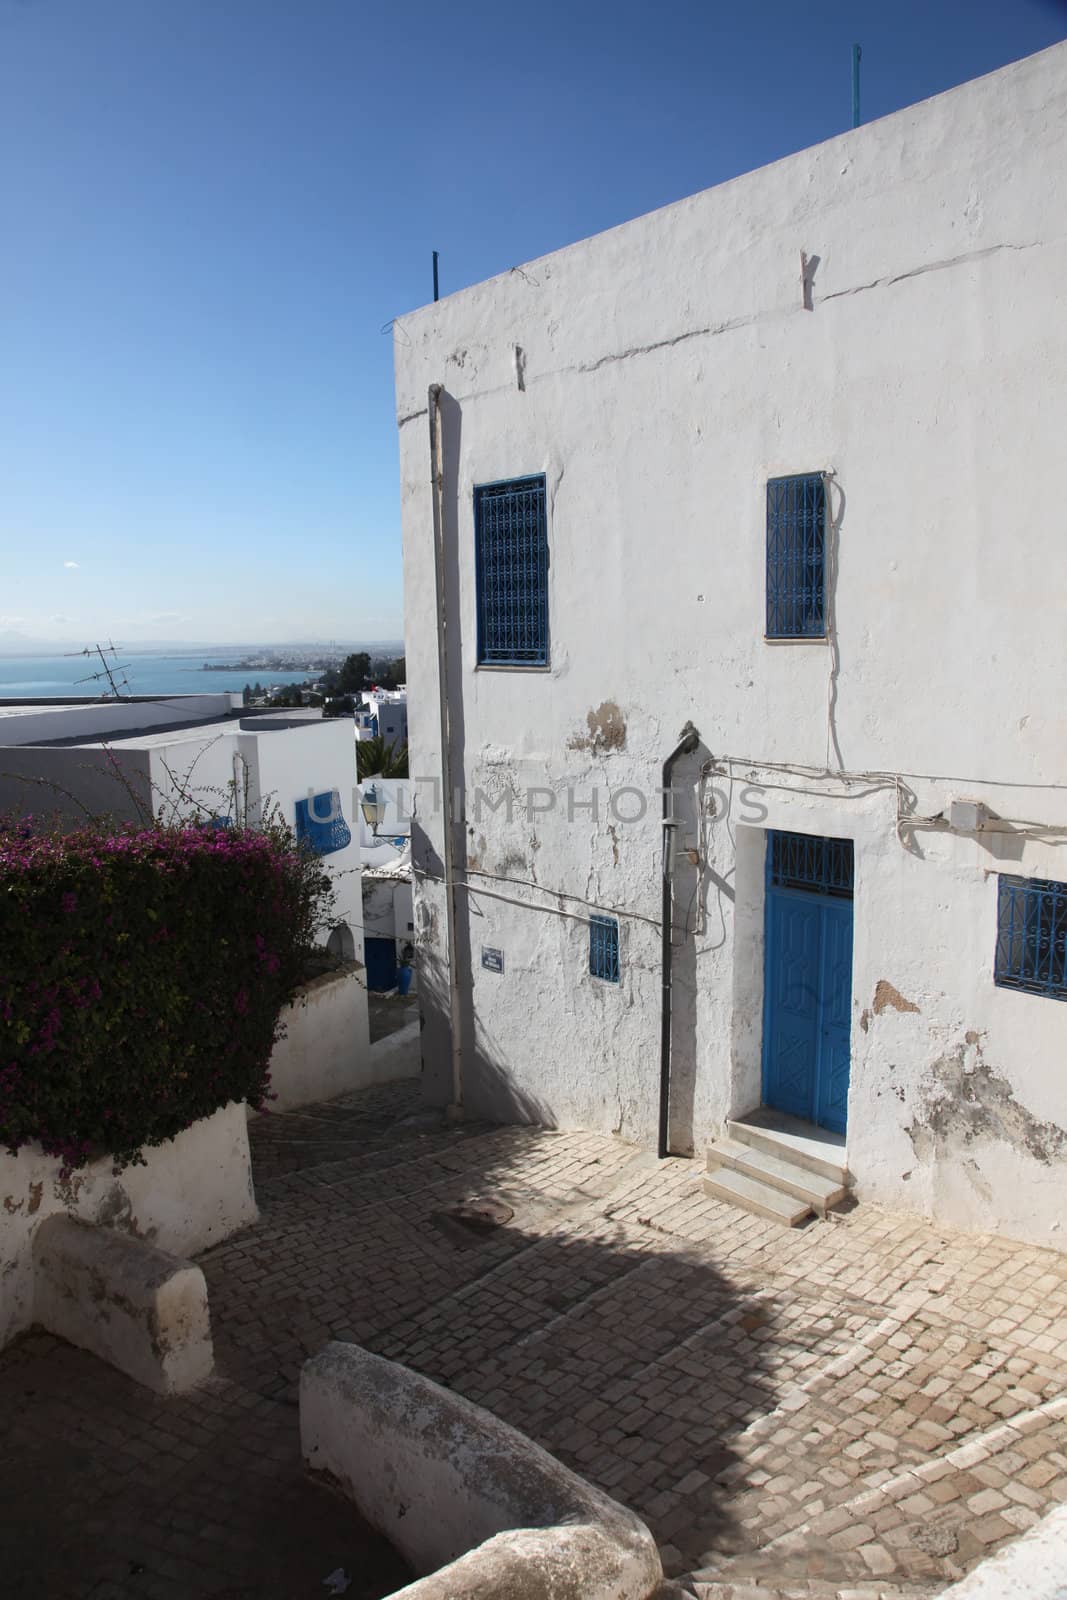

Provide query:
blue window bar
left=475, top=475, right=549, bottom=666
left=589, top=914, right=620, bottom=983
left=768, top=830, right=854, bottom=899
left=766, top=473, right=827, bottom=639
left=995, top=875, right=1067, bottom=1000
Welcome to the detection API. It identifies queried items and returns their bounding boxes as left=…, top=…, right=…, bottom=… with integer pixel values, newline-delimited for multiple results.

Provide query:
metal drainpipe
left=429, top=384, right=464, bottom=1117
left=659, top=721, right=700, bottom=1158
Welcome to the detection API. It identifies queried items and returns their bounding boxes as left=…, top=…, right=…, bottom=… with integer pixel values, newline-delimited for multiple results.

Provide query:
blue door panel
left=762, top=872, right=853, bottom=1134
left=763, top=894, right=822, bottom=1121
left=365, top=936, right=398, bottom=992
left=816, top=900, right=853, bottom=1133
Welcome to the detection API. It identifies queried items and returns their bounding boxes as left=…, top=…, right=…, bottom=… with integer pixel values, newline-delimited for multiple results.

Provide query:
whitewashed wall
left=396, top=44, right=1067, bottom=1246
left=0, top=1102, right=256, bottom=1350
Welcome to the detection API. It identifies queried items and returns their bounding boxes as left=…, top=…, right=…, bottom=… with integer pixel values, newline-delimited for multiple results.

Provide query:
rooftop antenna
left=851, top=43, right=862, bottom=128
left=432, top=249, right=440, bottom=303
left=67, top=639, right=132, bottom=699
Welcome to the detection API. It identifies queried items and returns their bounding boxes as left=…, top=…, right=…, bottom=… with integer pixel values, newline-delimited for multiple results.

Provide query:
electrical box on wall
left=949, top=798, right=988, bottom=833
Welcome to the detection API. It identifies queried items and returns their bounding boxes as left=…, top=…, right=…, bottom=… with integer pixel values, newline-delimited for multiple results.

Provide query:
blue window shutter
left=294, top=791, right=352, bottom=856
left=475, top=475, right=549, bottom=666
left=766, top=473, right=826, bottom=639
left=995, top=876, right=1067, bottom=999
left=589, top=915, right=620, bottom=982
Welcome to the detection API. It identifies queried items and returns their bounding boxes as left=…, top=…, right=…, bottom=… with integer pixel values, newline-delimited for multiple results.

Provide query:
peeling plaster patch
left=417, top=900, right=440, bottom=949
left=907, top=1039, right=1067, bottom=1167
left=568, top=701, right=627, bottom=754
left=27, top=1181, right=43, bottom=1215
left=607, top=824, right=620, bottom=867
left=873, top=980, right=920, bottom=1017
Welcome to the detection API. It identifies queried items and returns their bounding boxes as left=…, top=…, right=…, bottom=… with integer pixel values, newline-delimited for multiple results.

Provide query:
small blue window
left=995, top=875, right=1067, bottom=1000
left=766, top=473, right=826, bottom=639
left=589, top=915, right=620, bottom=983
left=475, top=475, right=549, bottom=666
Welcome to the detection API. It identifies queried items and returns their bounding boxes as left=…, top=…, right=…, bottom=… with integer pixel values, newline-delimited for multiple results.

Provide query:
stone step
left=702, top=1166, right=813, bottom=1227
left=728, top=1113, right=849, bottom=1187
left=706, top=1138, right=847, bottom=1217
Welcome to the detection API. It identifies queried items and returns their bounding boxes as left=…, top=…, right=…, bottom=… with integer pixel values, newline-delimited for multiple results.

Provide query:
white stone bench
left=301, top=1341, right=664, bottom=1600
left=32, top=1215, right=213, bottom=1394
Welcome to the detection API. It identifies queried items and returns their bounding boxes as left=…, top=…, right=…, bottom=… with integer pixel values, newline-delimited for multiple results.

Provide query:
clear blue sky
left=2, top=0, right=1064, bottom=647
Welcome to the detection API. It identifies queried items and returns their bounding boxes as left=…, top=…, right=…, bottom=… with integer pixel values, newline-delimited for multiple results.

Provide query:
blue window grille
left=589, top=914, right=620, bottom=983
left=294, top=791, right=352, bottom=856
left=766, top=473, right=826, bottom=639
left=768, top=830, right=854, bottom=899
left=995, top=876, right=1067, bottom=1000
left=475, top=475, right=549, bottom=666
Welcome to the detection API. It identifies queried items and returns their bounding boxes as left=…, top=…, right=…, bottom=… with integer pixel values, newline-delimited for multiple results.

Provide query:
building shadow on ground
left=202, top=1067, right=803, bottom=1574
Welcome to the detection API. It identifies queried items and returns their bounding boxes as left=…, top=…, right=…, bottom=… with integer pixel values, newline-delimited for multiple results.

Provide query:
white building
left=360, top=689, right=408, bottom=750
left=0, top=695, right=366, bottom=976
left=395, top=44, right=1067, bottom=1248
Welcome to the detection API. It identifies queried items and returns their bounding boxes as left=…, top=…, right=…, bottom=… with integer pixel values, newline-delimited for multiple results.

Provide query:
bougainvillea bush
left=0, top=818, right=335, bottom=1171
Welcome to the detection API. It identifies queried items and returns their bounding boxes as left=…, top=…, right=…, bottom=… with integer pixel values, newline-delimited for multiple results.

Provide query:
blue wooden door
left=762, top=832, right=854, bottom=1135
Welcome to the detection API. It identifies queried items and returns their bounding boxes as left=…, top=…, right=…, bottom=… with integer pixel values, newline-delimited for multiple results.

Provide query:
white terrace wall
left=396, top=43, right=1067, bottom=1248
left=0, top=695, right=240, bottom=748
left=0, top=1101, right=256, bottom=1351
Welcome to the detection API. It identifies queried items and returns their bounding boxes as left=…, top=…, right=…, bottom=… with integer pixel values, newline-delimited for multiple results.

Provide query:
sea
left=0, top=650, right=310, bottom=699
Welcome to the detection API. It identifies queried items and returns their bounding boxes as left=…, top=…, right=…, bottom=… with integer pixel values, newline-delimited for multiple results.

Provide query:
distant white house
left=395, top=43, right=1067, bottom=1249
left=0, top=694, right=365, bottom=973
left=359, top=689, right=408, bottom=750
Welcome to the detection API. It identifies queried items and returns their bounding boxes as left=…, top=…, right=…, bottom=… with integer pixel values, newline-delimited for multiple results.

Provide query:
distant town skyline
left=3, top=0, right=1063, bottom=643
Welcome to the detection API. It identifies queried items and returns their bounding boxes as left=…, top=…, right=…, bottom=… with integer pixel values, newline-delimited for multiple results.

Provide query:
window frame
left=994, top=874, right=1067, bottom=1001
left=765, top=472, right=828, bottom=642
left=474, top=473, right=550, bottom=670
left=589, top=914, right=621, bottom=984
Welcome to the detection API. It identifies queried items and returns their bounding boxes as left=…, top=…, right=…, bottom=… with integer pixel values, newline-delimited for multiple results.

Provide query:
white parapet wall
left=32, top=1215, right=213, bottom=1393
left=0, top=1099, right=257, bottom=1351
left=936, top=1501, right=1067, bottom=1599
left=300, top=1342, right=664, bottom=1600
left=267, top=965, right=411, bottom=1111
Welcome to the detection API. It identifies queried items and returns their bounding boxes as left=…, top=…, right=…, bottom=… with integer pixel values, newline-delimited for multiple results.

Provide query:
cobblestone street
left=3, top=1076, right=1066, bottom=1598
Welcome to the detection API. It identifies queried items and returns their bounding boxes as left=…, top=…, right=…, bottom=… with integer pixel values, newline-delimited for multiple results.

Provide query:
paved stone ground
left=2, top=1077, right=1066, bottom=1599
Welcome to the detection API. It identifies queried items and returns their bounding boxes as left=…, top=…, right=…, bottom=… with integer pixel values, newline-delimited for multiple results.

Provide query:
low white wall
left=367, top=1019, right=421, bottom=1085
left=301, top=1343, right=663, bottom=1600
left=267, top=966, right=416, bottom=1111
left=0, top=1099, right=256, bottom=1350
left=32, top=1215, right=213, bottom=1393
left=267, top=964, right=372, bottom=1111
left=936, top=1501, right=1067, bottom=1599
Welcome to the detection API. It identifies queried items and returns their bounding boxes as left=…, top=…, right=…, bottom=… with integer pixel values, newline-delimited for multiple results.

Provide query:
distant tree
left=356, top=736, right=409, bottom=780
left=377, top=655, right=406, bottom=689
left=322, top=695, right=354, bottom=719
left=242, top=682, right=252, bottom=705
left=338, top=652, right=371, bottom=693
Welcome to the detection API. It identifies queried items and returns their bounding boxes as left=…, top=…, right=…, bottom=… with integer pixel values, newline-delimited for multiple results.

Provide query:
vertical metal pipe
left=851, top=44, right=862, bottom=129
left=428, top=384, right=463, bottom=1116
left=659, top=722, right=700, bottom=1159
left=432, top=250, right=440, bottom=303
